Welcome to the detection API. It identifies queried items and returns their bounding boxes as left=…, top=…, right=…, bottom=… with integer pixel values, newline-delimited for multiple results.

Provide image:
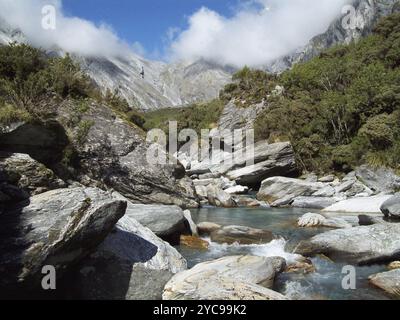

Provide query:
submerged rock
left=210, top=225, right=274, bottom=245
left=369, top=269, right=400, bottom=298
left=163, top=255, right=287, bottom=300
left=73, top=214, right=187, bottom=300
left=180, top=235, right=209, bottom=250
left=0, top=187, right=126, bottom=297
left=295, top=223, right=400, bottom=265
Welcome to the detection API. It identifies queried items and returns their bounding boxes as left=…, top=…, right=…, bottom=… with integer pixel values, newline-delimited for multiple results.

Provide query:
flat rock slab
left=322, top=195, right=393, bottom=213
left=163, top=255, right=287, bottom=300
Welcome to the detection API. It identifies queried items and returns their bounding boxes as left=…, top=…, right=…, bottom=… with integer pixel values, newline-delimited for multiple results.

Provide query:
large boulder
left=380, top=195, right=400, bottom=218
left=369, top=269, right=400, bottom=298
left=257, top=177, right=324, bottom=207
left=112, top=193, right=191, bottom=244
left=0, top=152, right=66, bottom=196
left=210, top=225, right=275, bottom=245
left=0, top=187, right=126, bottom=298
left=1, top=101, right=199, bottom=208
left=322, top=195, right=393, bottom=213
left=163, top=255, right=287, bottom=300
left=71, top=214, right=187, bottom=300
left=219, top=141, right=298, bottom=186
left=355, top=165, right=400, bottom=194
left=0, top=120, right=69, bottom=165
left=207, top=184, right=236, bottom=208
left=295, top=223, right=400, bottom=265
left=69, top=101, right=198, bottom=208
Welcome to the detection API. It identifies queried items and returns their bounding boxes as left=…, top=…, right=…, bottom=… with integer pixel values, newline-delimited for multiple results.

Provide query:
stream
left=177, top=207, right=391, bottom=300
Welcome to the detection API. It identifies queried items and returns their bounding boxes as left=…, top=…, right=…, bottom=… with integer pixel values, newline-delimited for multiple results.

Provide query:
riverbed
left=177, top=207, right=391, bottom=300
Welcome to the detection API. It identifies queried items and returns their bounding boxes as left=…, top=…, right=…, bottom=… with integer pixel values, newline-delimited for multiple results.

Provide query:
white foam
left=204, top=237, right=302, bottom=264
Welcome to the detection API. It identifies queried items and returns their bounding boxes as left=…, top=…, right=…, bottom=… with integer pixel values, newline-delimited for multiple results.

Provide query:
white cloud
left=167, top=0, right=351, bottom=67
left=0, top=0, right=135, bottom=58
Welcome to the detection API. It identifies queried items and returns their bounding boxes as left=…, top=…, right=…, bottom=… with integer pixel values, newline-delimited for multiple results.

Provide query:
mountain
left=0, top=18, right=232, bottom=111
left=267, top=0, right=400, bottom=73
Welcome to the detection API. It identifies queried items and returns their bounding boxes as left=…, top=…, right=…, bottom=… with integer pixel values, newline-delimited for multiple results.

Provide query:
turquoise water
left=177, top=207, right=391, bottom=300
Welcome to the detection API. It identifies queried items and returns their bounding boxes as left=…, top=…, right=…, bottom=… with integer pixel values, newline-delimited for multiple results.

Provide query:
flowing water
left=177, top=207, right=391, bottom=300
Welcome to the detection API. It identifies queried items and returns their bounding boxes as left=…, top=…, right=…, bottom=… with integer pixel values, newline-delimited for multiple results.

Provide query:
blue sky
left=62, top=0, right=238, bottom=57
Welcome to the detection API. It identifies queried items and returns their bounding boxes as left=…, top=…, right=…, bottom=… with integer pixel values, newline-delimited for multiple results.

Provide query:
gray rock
left=318, top=175, right=335, bottom=183
left=358, top=215, right=388, bottom=226
left=210, top=225, right=274, bottom=245
left=73, top=214, right=187, bottom=300
left=223, top=141, right=298, bottom=186
left=292, top=196, right=338, bottom=209
left=207, top=184, right=237, bottom=208
left=381, top=195, right=400, bottom=218
left=356, top=165, right=400, bottom=194
left=197, top=222, right=222, bottom=235
left=257, top=177, right=324, bottom=207
left=113, top=193, right=191, bottom=244
left=0, top=152, right=66, bottom=196
left=369, top=269, right=400, bottom=298
left=298, top=213, right=352, bottom=229
left=295, top=223, right=400, bottom=265
left=183, top=210, right=198, bottom=237
left=163, top=255, right=287, bottom=300
left=0, top=187, right=126, bottom=296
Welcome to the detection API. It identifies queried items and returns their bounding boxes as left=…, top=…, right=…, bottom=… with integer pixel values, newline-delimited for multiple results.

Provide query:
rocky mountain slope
left=0, top=18, right=231, bottom=111
left=267, top=0, right=400, bottom=73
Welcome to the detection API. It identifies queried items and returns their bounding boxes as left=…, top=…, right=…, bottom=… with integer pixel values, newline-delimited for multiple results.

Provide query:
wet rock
left=369, top=269, right=400, bottom=298
left=388, top=261, right=400, bottom=270
left=210, top=225, right=274, bottom=245
left=180, top=235, right=209, bottom=250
